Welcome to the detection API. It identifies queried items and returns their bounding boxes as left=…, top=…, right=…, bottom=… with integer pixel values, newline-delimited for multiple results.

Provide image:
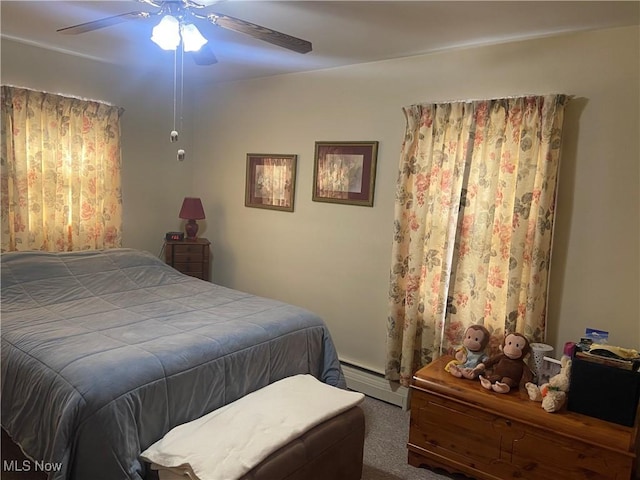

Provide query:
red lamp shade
left=179, top=197, right=205, bottom=240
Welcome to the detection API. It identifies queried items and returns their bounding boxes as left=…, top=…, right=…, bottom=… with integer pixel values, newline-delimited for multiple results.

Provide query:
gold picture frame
left=245, top=154, right=297, bottom=212
left=312, top=141, right=378, bottom=206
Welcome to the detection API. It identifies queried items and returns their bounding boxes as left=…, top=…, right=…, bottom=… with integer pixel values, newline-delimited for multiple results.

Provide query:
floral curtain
left=1, top=86, right=124, bottom=252
left=387, top=95, right=570, bottom=386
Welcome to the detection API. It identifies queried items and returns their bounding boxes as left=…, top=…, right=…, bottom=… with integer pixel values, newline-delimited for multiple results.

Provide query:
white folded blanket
left=140, top=374, right=364, bottom=480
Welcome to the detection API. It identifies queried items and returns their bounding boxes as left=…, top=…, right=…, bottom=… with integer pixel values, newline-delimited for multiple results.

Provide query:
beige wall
left=2, top=25, right=638, bottom=374
left=192, top=26, right=639, bottom=372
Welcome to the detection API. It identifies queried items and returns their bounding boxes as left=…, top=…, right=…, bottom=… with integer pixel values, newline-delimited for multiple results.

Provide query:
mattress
left=1, top=249, right=345, bottom=480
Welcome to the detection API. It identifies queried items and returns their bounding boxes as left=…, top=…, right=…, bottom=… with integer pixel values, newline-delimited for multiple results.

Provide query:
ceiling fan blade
left=190, top=43, right=218, bottom=65
left=206, top=13, right=312, bottom=54
left=57, top=11, right=151, bottom=35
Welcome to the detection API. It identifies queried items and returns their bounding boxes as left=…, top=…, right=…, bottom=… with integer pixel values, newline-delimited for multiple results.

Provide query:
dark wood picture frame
left=245, top=154, right=297, bottom=212
left=312, top=141, right=378, bottom=206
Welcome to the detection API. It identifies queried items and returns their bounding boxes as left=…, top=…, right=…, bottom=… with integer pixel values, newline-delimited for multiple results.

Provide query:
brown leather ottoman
left=146, top=406, right=365, bottom=480
left=241, top=405, right=365, bottom=480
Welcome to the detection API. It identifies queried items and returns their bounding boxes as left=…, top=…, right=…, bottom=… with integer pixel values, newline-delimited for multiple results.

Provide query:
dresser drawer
left=410, top=392, right=501, bottom=467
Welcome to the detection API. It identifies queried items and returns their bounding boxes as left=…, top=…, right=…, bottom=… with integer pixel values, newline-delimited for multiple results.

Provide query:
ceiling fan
left=56, top=0, right=313, bottom=66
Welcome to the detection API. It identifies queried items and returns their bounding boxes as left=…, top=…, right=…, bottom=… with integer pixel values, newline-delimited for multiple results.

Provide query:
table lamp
left=179, top=197, right=205, bottom=240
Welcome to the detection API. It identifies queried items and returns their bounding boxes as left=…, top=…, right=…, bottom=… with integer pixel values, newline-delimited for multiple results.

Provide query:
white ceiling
left=1, top=1, right=639, bottom=84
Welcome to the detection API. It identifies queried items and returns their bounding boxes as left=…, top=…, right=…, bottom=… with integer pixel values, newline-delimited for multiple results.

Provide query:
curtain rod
left=1, top=84, right=116, bottom=107
left=414, top=93, right=573, bottom=105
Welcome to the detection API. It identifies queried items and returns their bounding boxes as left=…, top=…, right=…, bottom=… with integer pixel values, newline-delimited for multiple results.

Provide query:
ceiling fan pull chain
left=180, top=41, right=185, bottom=137
left=171, top=47, right=178, bottom=143
left=176, top=38, right=186, bottom=162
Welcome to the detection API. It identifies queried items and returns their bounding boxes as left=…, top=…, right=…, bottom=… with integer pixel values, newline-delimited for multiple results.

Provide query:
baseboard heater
left=340, top=362, right=410, bottom=410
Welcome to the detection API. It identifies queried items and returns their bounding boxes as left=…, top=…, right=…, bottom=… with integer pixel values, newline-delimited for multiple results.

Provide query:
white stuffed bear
left=525, top=356, right=572, bottom=413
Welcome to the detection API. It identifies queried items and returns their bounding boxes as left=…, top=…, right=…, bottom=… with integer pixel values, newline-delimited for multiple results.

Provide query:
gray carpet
left=360, top=395, right=466, bottom=480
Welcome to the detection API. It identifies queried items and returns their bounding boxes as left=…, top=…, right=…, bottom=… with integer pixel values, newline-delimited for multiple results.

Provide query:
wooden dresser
left=164, top=238, right=211, bottom=281
left=409, top=355, right=639, bottom=480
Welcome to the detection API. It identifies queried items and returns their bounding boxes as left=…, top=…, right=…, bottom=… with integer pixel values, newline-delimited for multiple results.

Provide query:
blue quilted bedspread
left=1, top=249, right=344, bottom=480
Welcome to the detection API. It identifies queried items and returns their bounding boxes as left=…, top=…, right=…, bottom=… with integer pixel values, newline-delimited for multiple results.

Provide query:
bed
left=1, top=249, right=346, bottom=480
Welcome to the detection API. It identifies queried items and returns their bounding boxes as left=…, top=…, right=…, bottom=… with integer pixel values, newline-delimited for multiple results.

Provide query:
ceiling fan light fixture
left=181, top=23, right=208, bottom=52
left=151, top=15, right=180, bottom=50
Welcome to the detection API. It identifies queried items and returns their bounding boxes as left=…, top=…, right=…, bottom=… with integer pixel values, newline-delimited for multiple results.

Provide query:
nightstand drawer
left=174, top=262, right=203, bottom=274
left=164, top=238, right=211, bottom=281
left=173, top=252, right=204, bottom=263
left=173, top=244, right=205, bottom=255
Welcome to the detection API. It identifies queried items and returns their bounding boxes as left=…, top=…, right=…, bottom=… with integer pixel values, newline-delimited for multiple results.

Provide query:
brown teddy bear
left=472, top=332, right=533, bottom=393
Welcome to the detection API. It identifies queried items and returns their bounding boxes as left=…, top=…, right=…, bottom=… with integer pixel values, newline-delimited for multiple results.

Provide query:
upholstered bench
left=142, top=375, right=365, bottom=480
left=239, top=405, right=364, bottom=480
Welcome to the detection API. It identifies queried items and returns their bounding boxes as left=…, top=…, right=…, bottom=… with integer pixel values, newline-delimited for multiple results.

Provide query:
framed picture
left=245, top=154, right=297, bottom=212
left=312, top=141, right=378, bottom=206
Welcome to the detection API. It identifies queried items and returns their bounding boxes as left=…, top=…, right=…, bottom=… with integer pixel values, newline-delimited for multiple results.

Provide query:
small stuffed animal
left=475, top=332, right=532, bottom=393
left=445, top=325, right=490, bottom=379
left=526, top=356, right=572, bottom=413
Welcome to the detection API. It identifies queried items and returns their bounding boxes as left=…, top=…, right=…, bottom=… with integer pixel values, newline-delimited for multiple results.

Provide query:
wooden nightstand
left=164, top=238, right=211, bottom=281
left=408, top=355, right=639, bottom=479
